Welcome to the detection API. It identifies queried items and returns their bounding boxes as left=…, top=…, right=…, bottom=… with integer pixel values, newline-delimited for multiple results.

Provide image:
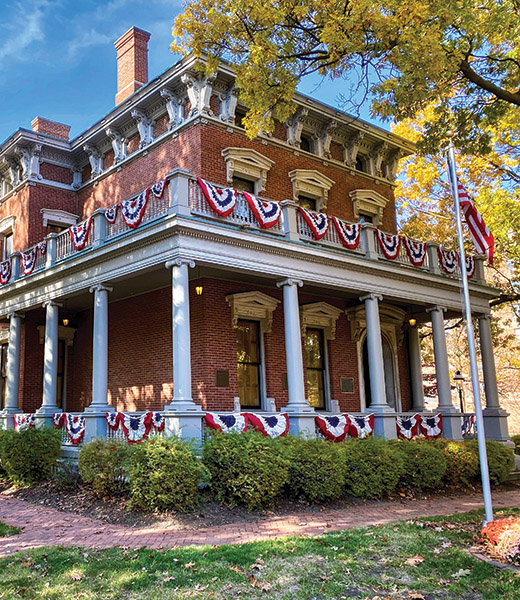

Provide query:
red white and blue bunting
left=348, top=413, right=375, bottom=438
left=437, top=247, right=459, bottom=274
left=14, top=413, right=35, bottom=431
left=246, top=412, right=289, bottom=438
left=52, top=413, right=65, bottom=429
left=119, top=411, right=153, bottom=443
left=106, top=412, right=120, bottom=430
left=151, top=411, right=165, bottom=432
left=376, top=230, right=401, bottom=259
left=197, top=178, right=237, bottom=217
left=0, top=260, right=11, bottom=285
left=243, top=192, right=281, bottom=229
left=395, top=414, right=421, bottom=439
left=419, top=413, right=443, bottom=438
left=465, top=255, right=476, bottom=278
left=403, top=237, right=427, bottom=267
left=331, top=217, right=361, bottom=250
left=462, top=415, right=477, bottom=437
left=64, top=413, right=85, bottom=444
left=149, top=178, right=168, bottom=199
left=120, top=191, right=149, bottom=229
left=38, top=240, right=47, bottom=255
left=69, top=217, right=92, bottom=250
left=298, top=207, right=329, bottom=240
left=315, top=414, right=351, bottom=442
left=204, top=412, right=248, bottom=434
left=104, top=203, right=120, bottom=224
left=21, top=247, right=38, bottom=276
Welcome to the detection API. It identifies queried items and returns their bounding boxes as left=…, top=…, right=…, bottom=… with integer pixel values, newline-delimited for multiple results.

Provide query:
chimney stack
left=31, top=117, right=70, bottom=140
left=114, top=26, right=151, bottom=105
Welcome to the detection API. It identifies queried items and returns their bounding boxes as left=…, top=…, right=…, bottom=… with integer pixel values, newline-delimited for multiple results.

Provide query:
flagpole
left=447, top=140, right=493, bottom=525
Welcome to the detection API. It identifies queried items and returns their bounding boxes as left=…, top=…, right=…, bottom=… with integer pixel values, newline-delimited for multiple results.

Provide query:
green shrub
left=284, top=437, right=345, bottom=503
left=78, top=439, right=134, bottom=498
left=432, top=439, right=479, bottom=487
left=203, top=430, right=289, bottom=510
left=511, top=434, right=520, bottom=455
left=465, top=439, right=515, bottom=485
left=341, top=437, right=403, bottom=499
left=0, top=427, right=61, bottom=485
left=129, top=437, right=202, bottom=512
left=390, top=439, right=447, bottom=491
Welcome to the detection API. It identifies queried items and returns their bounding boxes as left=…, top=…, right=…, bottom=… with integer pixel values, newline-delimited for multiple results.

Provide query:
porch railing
left=374, top=230, right=430, bottom=269
left=55, top=220, right=93, bottom=262
left=106, top=189, right=170, bottom=240
left=297, top=210, right=364, bottom=254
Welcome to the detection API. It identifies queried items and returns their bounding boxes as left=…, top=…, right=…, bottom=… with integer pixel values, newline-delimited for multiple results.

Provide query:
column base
left=439, top=410, right=463, bottom=440
left=83, top=409, right=109, bottom=443
left=0, top=407, right=19, bottom=430
left=372, top=414, right=397, bottom=439
left=164, top=400, right=203, bottom=413
left=483, top=407, right=510, bottom=442
left=34, top=406, right=61, bottom=429
left=286, top=412, right=316, bottom=438
left=163, top=411, right=203, bottom=443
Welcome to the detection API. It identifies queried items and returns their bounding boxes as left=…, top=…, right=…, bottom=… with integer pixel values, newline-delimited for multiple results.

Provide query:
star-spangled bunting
left=395, top=414, right=421, bottom=439
left=104, top=204, right=120, bottom=224
left=243, top=192, right=281, bottom=229
left=461, top=415, right=477, bottom=437
left=0, top=260, right=11, bottom=285
left=120, top=190, right=149, bottom=229
left=119, top=411, right=153, bottom=443
left=151, top=411, right=165, bottom=431
left=64, top=414, right=85, bottom=444
left=204, top=412, right=248, bottom=434
left=331, top=217, right=361, bottom=249
left=38, top=240, right=47, bottom=255
left=298, top=207, right=329, bottom=239
left=376, top=230, right=401, bottom=259
left=106, top=412, right=120, bottom=430
left=246, top=413, right=289, bottom=438
left=465, top=255, right=476, bottom=278
left=148, top=178, right=168, bottom=199
left=402, top=237, right=427, bottom=267
left=419, top=413, right=443, bottom=438
left=69, top=217, right=92, bottom=250
left=197, top=177, right=237, bottom=217
left=21, top=247, right=38, bottom=276
left=14, top=413, right=36, bottom=431
left=437, top=247, right=459, bottom=274
left=315, top=414, right=351, bottom=442
left=348, top=414, right=375, bottom=438
left=53, top=413, right=65, bottom=429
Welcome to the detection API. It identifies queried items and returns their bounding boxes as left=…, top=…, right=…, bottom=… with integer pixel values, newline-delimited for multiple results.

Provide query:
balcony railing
left=56, top=219, right=93, bottom=262
left=107, top=188, right=170, bottom=239
left=297, top=210, right=364, bottom=254
left=374, top=229, right=430, bottom=269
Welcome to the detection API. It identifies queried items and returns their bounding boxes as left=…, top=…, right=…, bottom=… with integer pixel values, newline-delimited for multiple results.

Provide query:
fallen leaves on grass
left=249, top=574, right=271, bottom=591
left=404, top=555, right=425, bottom=566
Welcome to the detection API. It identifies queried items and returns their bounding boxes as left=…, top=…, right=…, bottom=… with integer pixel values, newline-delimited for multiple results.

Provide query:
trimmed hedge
left=465, top=439, right=515, bottom=485
left=79, top=439, right=134, bottom=498
left=203, top=430, right=289, bottom=510
left=511, top=434, right=520, bottom=455
left=284, top=437, right=345, bottom=503
left=341, top=437, right=404, bottom=498
left=0, top=428, right=61, bottom=485
left=433, top=439, right=479, bottom=487
left=129, top=438, right=202, bottom=512
left=390, top=439, right=447, bottom=491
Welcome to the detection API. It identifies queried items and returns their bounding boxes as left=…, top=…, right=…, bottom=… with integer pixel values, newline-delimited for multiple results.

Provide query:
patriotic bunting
left=348, top=414, right=375, bottom=439
left=331, top=217, right=361, bottom=249
left=119, top=411, right=153, bottom=443
left=204, top=412, right=248, bottom=434
left=21, top=247, right=40, bottom=276
left=38, top=241, right=47, bottom=255
left=403, top=237, right=427, bottom=267
left=315, top=414, right=351, bottom=442
left=197, top=177, right=237, bottom=217
left=246, top=413, right=289, bottom=438
left=52, top=413, right=65, bottom=429
left=69, top=217, right=92, bottom=250
left=106, top=412, right=120, bottom=430
left=104, top=203, right=120, bottom=224
left=0, top=260, right=11, bottom=285
left=120, top=191, right=149, bottom=229
left=151, top=411, right=165, bottom=431
left=376, top=230, right=401, bottom=259
left=298, top=207, right=329, bottom=240
left=243, top=192, right=281, bottom=229
left=64, top=414, right=85, bottom=444
left=14, top=413, right=35, bottom=431
left=437, top=247, right=459, bottom=274
left=462, top=415, right=477, bottom=437
left=465, top=255, right=476, bottom=278
left=420, top=413, right=443, bottom=438
left=395, top=414, right=421, bottom=439
left=149, top=178, right=168, bottom=199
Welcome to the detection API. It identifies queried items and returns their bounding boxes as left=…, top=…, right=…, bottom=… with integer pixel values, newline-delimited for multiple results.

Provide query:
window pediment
left=289, top=169, right=334, bottom=211
left=300, top=302, right=342, bottom=340
left=0, top=215, right=15, bottom=235
left=349, top=189, right=389, bottom=226
left=41, top=208, right=79, bottom=228
left=226, top=291, right=280, bottom=333
left=221, top=147, right=275, bottom=193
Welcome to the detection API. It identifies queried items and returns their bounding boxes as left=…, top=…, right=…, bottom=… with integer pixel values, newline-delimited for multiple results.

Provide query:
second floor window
left=2, top=233, right=13, bottom=260
left=298, top=195, right=317, bottom=211
left=232, top=176, right=255, bottom=194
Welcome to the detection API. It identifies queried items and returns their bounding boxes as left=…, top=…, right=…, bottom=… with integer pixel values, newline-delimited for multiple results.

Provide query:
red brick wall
left=19, top=310, right=44, bottom=413
left=40, top=162, right=73, bottom=185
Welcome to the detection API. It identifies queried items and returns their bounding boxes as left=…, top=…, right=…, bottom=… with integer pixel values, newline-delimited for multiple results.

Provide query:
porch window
left=236, top=319, right=262, bottom=409
left=304, top=328, right=326, bottom=409
left=0, top=343, right=7, bottom=409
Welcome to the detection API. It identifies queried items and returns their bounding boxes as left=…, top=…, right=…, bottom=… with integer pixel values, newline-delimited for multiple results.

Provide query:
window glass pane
left=359, top=213, right=373, bottom=224
left=236, top=320, right=261, bottom=408
left=3, top=233, right=13, bottom=259
left=305, top=329, right=325, bottom=409
left=232, top=177, right=255, bottom=193
left=304, top=329, right=323, bottom=368
left=306, top=369, right=324, bottom=409
left=298, top=195, right=317, bottom=211
left=300, top=136, right=312, bottom=153
left=235, top=111, right=246, bottom=128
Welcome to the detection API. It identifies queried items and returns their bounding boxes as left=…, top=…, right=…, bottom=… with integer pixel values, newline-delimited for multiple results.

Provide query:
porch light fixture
left=62, top=319, right=69, bottom=327
left=408, top=317, right=416, bottom=327
left=195, top=285, right=203, bottom=296
left=453, top=369, right=466, bottom=412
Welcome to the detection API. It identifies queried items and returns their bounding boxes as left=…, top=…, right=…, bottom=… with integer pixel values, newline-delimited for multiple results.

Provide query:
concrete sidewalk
left=1, top=488, right=519, bottom=556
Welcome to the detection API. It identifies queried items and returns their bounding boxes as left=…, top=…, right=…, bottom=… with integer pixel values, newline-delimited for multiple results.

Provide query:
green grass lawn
left=0, top=520, right=20, bottom=537
left=1, top=510, right=519, bottom=599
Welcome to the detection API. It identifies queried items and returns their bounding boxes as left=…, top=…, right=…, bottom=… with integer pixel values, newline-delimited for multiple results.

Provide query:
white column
left=276, top=278, right=308, bottom=411
left=361, top=293, right=388, bottom=410
left=88, top=284, right=112, bottom=408
left=479, top=314, right=510, bottom=441
left=408, top=324, right=425, bottom=410
left=2, top=313, right=23, bottom=425
left=37, top=300, right=62, bottom=416
left=427, top=305, right=454, bottom=409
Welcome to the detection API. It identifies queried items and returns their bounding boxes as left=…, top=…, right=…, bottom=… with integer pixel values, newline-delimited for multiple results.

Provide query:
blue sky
left=0, top=0, right=382, bottom=144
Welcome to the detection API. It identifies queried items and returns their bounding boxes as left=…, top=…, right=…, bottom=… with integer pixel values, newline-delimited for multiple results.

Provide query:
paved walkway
left=0, top=489, right=519, bottom=556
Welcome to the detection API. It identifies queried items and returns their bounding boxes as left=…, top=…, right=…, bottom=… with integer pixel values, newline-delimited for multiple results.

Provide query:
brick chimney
left=114, top=26, right=151, bottom=105
left=31, top=117, right=70, bottom=140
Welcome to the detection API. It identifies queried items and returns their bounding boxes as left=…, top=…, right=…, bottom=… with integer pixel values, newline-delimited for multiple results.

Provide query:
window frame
left=235, top=318, right=265, bottom=410
left=304, top=327, right=329, bottom=411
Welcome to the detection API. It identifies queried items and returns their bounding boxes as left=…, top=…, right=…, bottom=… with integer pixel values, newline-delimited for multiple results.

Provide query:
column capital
left=478, top=312, right=491, bottom=322
left=89, top=283, right=113, bottom=294
left=360, top=293, right=383, bottom=303
left=426, top=305, right=447, bottom=314
left=165, top=258, right=195, bottom=270
left=7, top=311, right=24, bottom=320
left=42, top=300, right=63, bottom=309
left=276, top=278, right=303, bottom=289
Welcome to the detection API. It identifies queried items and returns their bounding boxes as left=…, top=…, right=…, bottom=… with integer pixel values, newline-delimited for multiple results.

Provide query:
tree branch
left=459, top=60, right=520, bottom=106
